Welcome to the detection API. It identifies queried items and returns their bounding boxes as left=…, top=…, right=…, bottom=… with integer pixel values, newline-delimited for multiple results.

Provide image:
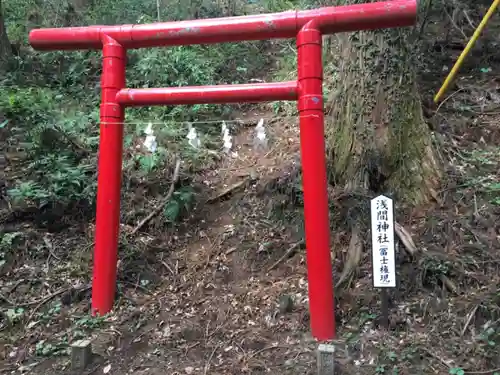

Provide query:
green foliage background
left=0, top=0, right=316, bottom=211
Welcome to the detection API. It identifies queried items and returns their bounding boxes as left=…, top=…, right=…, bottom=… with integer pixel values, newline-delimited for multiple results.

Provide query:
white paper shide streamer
left=221, top=121, right=233, bottom=154
left=186, top=123, right=200, bottom=149
left=253, top=118, right=268, bottom=152
left=142, top=122, right=157, bottom=153
left=221, top=121, right=227, bottom=137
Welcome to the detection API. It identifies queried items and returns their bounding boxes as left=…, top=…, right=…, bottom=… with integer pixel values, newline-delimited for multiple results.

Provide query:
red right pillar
left=297, top=21, right=335, bottom=341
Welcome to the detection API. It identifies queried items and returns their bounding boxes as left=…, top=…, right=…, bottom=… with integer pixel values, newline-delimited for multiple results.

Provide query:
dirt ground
left=2, top=5, right=500, bottom=375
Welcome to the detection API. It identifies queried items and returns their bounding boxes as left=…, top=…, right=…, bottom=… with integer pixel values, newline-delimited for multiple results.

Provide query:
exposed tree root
left=266, top=240, right=304, bottom=272
left=336, top=224, right=363, bottom=289
left=395, top=222, right=418, bottom=256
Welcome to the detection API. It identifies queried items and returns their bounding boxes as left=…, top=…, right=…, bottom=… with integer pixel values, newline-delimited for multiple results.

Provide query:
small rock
left=185, top=366, right=194, bottom=374
left=162, top=326, right=171, bottom=337
left=279, top=295, right=294, bottom=313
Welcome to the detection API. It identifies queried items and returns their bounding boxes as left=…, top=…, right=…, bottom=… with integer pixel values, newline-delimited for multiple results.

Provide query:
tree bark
left=0, top=0, right=12, bottom=70
left=324, top=0, right=441, bottom=205
left=322, top=0, right=441, bottom=289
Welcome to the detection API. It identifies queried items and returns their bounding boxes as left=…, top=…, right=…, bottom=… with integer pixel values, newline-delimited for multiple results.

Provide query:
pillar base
left=71, top=339, right=93, bottom=370
left=317, top=343, right=335, bottom=375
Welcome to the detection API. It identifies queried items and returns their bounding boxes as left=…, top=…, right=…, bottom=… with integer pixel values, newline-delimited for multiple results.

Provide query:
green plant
left=35, top=339, right=69, bottom=357
left=5, top=307, right=25, bottom=323
left=0, top=232, right=22, bottom=250
left=0, top=232, right=22, bottom=267
left=358, top=311, right=377, bottom=325
left=478, top=326, right=498, bottom=348
left=449, top=368, right=465, bottom=375
left=7, top=157, right=96, bottom=208
left=46, top=302, right=62, bottom=318
left=163, top=186, right=195, bottom=223
left=75, top=315, right=107, bottom=329
left=460, top=148, right=500, bottom=205
left=387, top=351, right=398, bottom=362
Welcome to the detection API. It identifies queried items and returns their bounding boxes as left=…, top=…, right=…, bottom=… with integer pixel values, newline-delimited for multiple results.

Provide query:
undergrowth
left=461, top=147, right=500, bottom=205
left=0, top=0, right=316, bottom=219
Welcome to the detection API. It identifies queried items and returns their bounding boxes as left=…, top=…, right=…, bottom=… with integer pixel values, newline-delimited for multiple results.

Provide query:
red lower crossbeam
left=116, top=81, right=298, bottom=106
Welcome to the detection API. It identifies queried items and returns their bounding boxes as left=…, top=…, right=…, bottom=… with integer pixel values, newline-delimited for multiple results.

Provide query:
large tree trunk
left=0, top=0, right=12, bottom=70
left=324, top=0, right=441, bottom=205
left=324, top=0, right=441, bottom=288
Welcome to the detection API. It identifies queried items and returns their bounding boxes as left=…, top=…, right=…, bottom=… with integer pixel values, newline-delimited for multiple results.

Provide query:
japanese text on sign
left=370, top=195, right=396, bottom=288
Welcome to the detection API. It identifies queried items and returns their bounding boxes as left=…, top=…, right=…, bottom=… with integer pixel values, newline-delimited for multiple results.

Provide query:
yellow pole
left=434, top=0, right=500, bottom=103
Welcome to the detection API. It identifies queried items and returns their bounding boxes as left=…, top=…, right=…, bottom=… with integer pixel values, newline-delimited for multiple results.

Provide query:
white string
left=98, top=114, right=321, bottom=126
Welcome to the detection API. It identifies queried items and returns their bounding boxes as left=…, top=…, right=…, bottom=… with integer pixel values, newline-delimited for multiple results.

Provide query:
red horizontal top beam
left=115, top=81, right=298, bottom=106
left=29, top=0, right=416, bottom=50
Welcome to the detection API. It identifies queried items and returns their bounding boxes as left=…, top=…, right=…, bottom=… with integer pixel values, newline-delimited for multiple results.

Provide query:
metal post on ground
left=317, top=344, right=335, bottom=375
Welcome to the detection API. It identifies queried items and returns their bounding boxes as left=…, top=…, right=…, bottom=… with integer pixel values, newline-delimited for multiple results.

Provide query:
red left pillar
left=91, top=35, right=126, bottom=315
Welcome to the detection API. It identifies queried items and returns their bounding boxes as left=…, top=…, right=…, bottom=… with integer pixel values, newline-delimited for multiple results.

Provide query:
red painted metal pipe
left=28, top=0, right=416, bottom=50
left=297, top=20, right=335, bottom=341
left=116, top=81, right=298, bottom=107
left=91, top=35, right=126, bottom=315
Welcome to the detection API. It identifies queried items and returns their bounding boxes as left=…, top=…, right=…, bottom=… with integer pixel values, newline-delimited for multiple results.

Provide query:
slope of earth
left=1, top=113, right=325, bottom=375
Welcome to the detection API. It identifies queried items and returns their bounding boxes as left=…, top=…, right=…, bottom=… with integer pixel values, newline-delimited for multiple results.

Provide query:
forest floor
left=1, top=8, right=500, bottom=375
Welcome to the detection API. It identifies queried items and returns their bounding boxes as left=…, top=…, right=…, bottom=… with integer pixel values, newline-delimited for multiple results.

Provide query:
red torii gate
left=29, top=0, right=416, bottom=341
